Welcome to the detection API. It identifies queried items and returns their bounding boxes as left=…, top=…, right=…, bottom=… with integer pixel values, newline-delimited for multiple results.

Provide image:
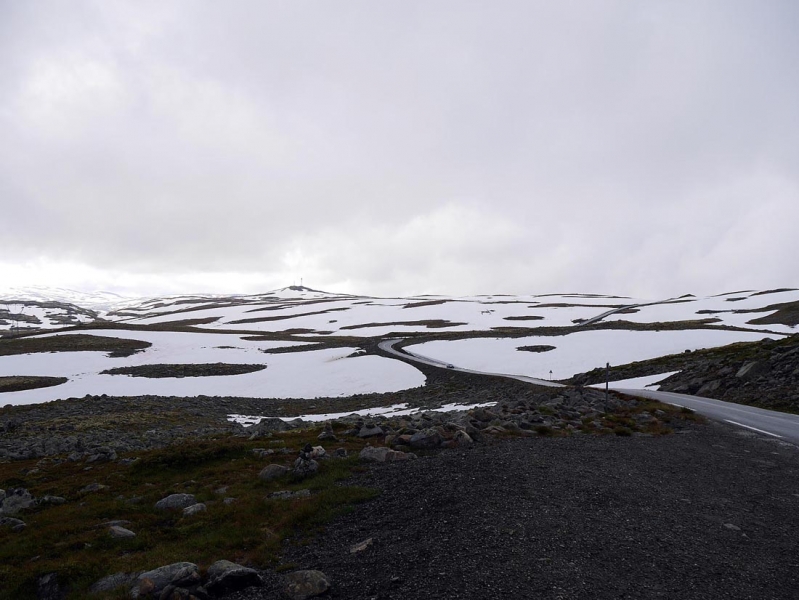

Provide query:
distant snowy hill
left=0, top=285, right=796, bottom=406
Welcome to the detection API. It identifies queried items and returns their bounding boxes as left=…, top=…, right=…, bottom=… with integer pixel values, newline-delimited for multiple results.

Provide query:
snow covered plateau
left=1, top=286, right=796, bottom=406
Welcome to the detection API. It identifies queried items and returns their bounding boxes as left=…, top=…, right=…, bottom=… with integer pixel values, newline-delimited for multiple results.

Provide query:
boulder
left=0, top=488, right=35, bottom=515
left=357, top=423, right=384, bottom=438
left=248, top=417, right=290, bottom=439
left=206, top=560, right=263, bottom=596
left=736, top=361, right=771, bottom=380
left=154, top=493, right=197, bottom=510
left=283, top=570, right=330, bottom=600
left=452, top=430, right=474, bottom=447
left=130, top=562, right=200, bottom=598
left=309, top=446, right=328, bottom=460
left=409, top=429, right=442, bottom=449
left=258, top=464, right=288, bottom=481
left=317, top=423, right=337, bottom=441
left=37, top=573, right=64, bottom=600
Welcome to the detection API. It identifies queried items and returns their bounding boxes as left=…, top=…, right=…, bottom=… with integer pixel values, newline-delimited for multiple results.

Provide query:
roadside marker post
left=605, top=362, right=610, bottom=403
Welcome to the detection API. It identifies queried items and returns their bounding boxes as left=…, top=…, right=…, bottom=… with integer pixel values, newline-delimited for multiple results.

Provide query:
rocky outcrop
left=570, top=334, right=799, bottom=413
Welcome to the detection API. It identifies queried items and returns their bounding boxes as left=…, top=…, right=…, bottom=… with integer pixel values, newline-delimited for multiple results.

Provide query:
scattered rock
left=723, top=523, right=741, bottom=531
left=154, top=493, right=197, bottom=510
left=283, top=570, right=330, bottom=600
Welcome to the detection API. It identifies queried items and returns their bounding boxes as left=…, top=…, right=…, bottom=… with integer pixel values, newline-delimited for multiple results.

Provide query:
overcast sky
left=1, top=1, right=798, bottom=299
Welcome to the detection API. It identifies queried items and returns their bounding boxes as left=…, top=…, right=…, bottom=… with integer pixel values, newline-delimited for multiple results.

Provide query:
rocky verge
left=569, top=333, right=799, bottom=413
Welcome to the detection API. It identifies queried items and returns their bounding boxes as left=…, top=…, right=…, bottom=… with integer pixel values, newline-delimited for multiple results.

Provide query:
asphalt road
left=378, top=338, right=799, bottom=445
left=377, top=338, right=562, bottom=388
left=615, top=387, right=799, bottom=444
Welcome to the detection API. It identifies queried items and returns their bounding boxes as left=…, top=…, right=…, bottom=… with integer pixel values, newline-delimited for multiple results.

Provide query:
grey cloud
left=1, top=1, right=798, bottom=296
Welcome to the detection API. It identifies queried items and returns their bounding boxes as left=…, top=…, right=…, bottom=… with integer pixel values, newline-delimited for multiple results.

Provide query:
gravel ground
left=232, top=422, right=799, bottom=600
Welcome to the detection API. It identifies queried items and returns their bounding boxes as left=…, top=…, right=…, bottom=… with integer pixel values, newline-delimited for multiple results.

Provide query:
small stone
left=269, top=489, right=311, bottom=500
left=109, top=525, right=136, bottom=539
left=37, top=495, right=66, bottom=506
left=350, top=537, right=373, bottom=554
left=182, top=503, right=207, bottom=517
left=283, top=570, right=330, bottom=600
left=723, top=523, right=741, bottom=531
left=154, top=493, right=196, bottom=510
left=78, top=483, right=109, bottom=495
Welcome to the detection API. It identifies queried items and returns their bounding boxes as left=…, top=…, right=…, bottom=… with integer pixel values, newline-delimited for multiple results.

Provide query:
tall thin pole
left=605, top=362, right=610, bottom=403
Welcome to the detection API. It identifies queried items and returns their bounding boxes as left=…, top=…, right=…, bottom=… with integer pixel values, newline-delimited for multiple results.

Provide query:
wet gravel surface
left=232, top=422, right=799, bottom=600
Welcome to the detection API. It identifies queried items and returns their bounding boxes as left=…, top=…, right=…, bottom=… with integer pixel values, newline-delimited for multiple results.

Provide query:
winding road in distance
left=378, top=338, right=799, bottom=445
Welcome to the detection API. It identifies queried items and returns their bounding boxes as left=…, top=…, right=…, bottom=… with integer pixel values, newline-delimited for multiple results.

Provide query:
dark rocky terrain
left=230, top=420, right=799, bottom=600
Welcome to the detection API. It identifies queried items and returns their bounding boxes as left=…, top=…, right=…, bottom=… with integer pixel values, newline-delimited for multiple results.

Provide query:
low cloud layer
left=1, top=1, right=797, bottom=298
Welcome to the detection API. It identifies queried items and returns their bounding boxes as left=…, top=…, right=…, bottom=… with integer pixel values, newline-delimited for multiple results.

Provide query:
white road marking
left=723, top=419, right=783, bottom=439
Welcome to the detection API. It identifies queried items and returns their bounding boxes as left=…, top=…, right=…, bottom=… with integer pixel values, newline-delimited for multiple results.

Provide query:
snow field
left=0, top=330, right=425, bottom=406
left=405, top=329, right=783, bottom=381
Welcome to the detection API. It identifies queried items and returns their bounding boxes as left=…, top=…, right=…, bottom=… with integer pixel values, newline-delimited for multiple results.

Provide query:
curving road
left=378, top=338, right=799, bottom=445
left=377, top=338, right=563, bottom=388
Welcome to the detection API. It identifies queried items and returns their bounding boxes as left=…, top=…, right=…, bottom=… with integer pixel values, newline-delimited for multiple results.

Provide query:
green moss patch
left=0, top=428, right=379, bottom=599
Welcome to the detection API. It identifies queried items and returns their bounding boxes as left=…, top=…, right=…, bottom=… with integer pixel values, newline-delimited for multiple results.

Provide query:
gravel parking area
left=234, top=421, right=799, bottom=600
